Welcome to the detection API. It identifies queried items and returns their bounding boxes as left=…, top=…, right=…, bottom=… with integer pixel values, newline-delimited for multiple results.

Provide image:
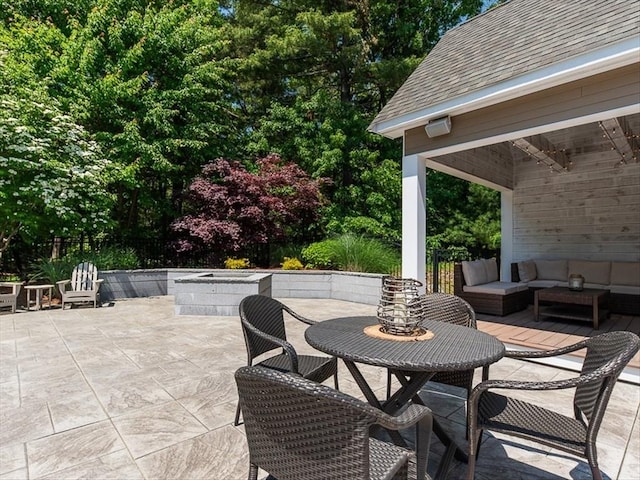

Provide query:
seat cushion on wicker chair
left=463, top=282, right=528, bottom=296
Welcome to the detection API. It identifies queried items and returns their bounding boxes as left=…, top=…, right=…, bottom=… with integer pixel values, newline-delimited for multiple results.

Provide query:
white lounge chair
left=0, top=282, right=23, bottom=313
left=57, top=262, right=103, bottom=309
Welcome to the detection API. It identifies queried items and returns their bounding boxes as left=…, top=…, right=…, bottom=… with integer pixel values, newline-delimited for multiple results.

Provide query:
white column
left=500, top=190, right=514, bottom=281
left=402, top=154, right=427, bottom=293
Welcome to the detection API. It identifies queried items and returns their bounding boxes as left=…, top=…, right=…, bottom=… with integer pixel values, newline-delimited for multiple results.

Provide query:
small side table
left=24, top=284, right=54, bottom=311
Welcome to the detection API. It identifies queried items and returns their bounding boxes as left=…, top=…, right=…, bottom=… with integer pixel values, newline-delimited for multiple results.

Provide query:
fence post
left=432, top=249, right=440, bottom=293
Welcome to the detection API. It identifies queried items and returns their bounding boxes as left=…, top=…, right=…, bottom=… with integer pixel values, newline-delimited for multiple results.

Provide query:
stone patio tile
left=26, top=420, right=124, bottom=478
left=136, top=427, right=248, bottom=480
left=179, top=396, right=237, bottom=431
left=0, top=467, right=27, bottom=480
left=35, top=449, right=143, bottom=480
left=47, top=390, right=108, bottom=433
left=0, top=378, right=20, bottom=409
left=0, top=442, right=26, bottom=474
left=92, top=378, right=173, bottom=417
left=0, top=401, right=53, bottom=445
left=164, top=370, right=235, bottom=400
left=111, top=400, right=207, bottom=458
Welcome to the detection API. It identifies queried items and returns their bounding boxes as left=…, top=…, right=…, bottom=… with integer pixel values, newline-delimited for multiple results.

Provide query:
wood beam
left=511, top=134, right=569, bottom=173
left=598, top=117, right=639, bottom=165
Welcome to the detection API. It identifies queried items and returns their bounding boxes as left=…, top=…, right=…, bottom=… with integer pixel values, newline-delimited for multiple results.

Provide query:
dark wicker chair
left=235, top=365, right=434, bottom=480
left=387, top=293, right=485, bottom=399
left=466, top=331, right=640, bottom=480
left=234, top=294, right=338, bottom=426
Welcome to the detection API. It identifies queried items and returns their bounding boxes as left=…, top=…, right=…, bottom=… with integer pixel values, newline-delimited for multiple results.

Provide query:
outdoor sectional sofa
left=453, top=259, right=529, bottom=316
left=510, top=259, right=640, bottom=316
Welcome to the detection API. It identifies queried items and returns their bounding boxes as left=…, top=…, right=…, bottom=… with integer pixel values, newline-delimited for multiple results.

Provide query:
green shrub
left=301, top=240, right=339, bottom=269
left=30, top=246, right=140, bottom=294
left=281, top=257, right=303, bottom=270
left=302, top=234, right=400, bottom=274
left=30, top=258, right=76, bottom=294
left=225, top=257, right=250, bottom=269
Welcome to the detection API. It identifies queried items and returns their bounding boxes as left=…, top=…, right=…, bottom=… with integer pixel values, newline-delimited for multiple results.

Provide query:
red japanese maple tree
left=171, top=154, right=326, bottom=256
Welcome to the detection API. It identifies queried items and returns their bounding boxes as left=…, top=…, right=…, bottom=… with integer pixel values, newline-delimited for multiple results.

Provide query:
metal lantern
left=376, top=276, right=428, bottom=335
left=568, top=273, right=584, bottom=291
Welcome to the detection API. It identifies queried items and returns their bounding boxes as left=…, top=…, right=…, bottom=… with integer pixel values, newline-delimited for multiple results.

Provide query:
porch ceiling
left=428, top=113, right=640, bottom=189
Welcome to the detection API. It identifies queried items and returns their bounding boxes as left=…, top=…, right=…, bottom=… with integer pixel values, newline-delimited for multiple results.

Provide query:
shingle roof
left=370, top=0, right=640, bottom=133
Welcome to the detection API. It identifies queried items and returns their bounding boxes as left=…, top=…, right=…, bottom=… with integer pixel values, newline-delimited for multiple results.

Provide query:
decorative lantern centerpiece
left=568, top=273, right=585, bottom=291
left=376, top=276, right=428, bottom=335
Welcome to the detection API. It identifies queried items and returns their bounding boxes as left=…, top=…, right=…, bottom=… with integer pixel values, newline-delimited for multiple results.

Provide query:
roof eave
left=369, top=36, right=640, bottom=139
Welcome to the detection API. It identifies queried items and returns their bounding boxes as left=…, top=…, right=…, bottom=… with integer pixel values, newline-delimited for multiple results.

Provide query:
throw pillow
left=483, top=258, right=499, bottom=282
left=517, top=260, right=537, bottom=283
left=461, top=259, right=488, bottom=286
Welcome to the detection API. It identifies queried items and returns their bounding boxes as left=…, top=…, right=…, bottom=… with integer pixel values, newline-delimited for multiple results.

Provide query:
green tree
left=0, top=94, right=115, bottom=254
left=50, top=0, right=241, bottom=238
left=221, top=0, right=484, bottom=242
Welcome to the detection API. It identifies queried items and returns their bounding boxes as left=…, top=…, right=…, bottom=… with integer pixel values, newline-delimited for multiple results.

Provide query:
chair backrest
left=239, top=295, right=288, bottom=361
left=71, top=262, right=98, bottom=291
left=574, top=331, right=639, bottom=423
left=235, top=365, right=386, bottom=480
left=422, top=292, right=477, bottom=329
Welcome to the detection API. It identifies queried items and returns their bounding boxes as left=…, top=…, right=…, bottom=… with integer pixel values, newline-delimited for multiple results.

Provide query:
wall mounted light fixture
left=424, top=116, right=452, bottom=138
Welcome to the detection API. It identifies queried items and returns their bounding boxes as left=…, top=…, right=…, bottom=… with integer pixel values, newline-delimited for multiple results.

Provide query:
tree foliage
left=1, top=0, right=499, bottom=262
left=171, top=154, right=326, bottom=258
left=0, top=95, right=114, bottom=253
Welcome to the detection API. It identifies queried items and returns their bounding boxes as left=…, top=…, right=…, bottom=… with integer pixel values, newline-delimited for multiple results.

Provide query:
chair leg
left=586, top=446, right=603, bottom=480
left=248, top=464, right=258, bottom=480
left=386, top=369, right=392, bottom=399
left=234, top=402, right=242, bottom=426
left=466, top=429, right=482, bottom=479
left=334, top=372, right=339, bottom=390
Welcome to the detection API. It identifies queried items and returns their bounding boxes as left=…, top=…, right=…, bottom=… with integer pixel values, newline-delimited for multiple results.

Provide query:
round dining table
left=305, top=315, right=505, bottom=479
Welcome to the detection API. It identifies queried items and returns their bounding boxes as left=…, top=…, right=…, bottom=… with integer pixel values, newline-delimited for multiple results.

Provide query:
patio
left=1, top=296, right=638, bottom=480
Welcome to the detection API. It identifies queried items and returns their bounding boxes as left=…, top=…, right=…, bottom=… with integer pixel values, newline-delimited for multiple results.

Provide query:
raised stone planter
left=173, top=272, right=272, bottom=316
left=100, top=268, right=383, bottom=307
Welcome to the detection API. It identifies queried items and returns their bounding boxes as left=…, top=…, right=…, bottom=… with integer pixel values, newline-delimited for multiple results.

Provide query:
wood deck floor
left=476, top=305, right=640, bottom=371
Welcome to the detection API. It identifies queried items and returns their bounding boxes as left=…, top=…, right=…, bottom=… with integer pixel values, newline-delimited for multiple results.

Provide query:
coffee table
left=534, top=286, right=610, bottom=329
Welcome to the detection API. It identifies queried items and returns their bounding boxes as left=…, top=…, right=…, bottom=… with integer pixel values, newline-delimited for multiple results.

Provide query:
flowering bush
left=281, top=257, right=303, bottom=270
left=225, top=257, right=250, bottom=269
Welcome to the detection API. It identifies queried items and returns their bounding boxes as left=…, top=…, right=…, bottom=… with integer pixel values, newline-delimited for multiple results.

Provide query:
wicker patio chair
left=235, top=365, right=434, bottom=480
left=234, top=294, right=338, bottom=426
left=387, top=292, right=485, bottom=399
left=466, top=330, right=640, bottom=480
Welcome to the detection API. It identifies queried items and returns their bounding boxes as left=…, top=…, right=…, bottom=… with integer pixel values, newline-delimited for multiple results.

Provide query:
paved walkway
left=1, top=296, right=638, bottom=479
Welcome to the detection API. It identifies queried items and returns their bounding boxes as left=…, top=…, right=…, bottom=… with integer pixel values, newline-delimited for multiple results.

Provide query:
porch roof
left=369, top=0, right=640, bottom=138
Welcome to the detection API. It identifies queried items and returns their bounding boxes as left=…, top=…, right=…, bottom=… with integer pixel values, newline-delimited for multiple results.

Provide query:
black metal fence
left=1, top=236, right=497, bottom=289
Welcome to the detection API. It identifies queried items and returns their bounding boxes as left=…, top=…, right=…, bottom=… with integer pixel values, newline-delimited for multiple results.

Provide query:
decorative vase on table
left=568, top=274, right=584, bottom=291
left=376, top=276, right=427, bottom=335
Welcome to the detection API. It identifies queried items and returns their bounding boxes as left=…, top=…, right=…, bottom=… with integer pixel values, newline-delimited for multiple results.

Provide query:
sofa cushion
left=483, top=258, right=499, bottom=283
left=568, top=260, right=611, bottom=285
left=527, top=279, right=564, bottom=288
left=461, top=260, right=487, bottom=286
left=610, top=262, right=640, bottom=287
left=517, top=260, right=537, bottom=283
left=534, top=260, right=568, bottom=281
left=609, top=285, right=640, bottom=295
left=463, top=282, right=528, bottom=295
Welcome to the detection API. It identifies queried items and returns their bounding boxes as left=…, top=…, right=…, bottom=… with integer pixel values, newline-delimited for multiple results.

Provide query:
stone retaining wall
left=100, top=269, right=383, bottom=305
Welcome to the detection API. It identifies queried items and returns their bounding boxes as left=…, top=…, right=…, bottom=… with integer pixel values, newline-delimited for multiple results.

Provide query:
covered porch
left=369, top=0, right=640, bottom=303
